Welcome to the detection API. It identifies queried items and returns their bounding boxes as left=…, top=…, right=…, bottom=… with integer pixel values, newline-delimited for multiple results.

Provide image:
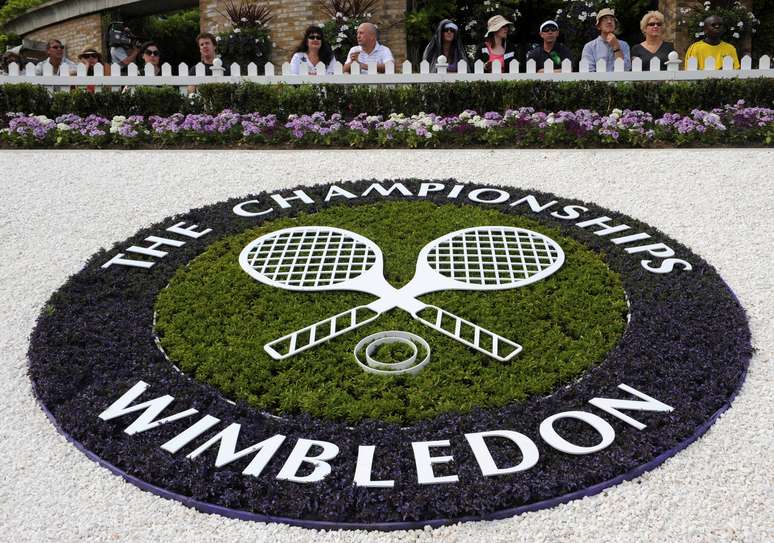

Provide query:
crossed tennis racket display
left=239, top=225, right=564, bottom=362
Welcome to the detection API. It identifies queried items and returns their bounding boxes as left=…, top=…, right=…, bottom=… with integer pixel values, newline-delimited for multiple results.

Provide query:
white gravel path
left=0, top=149, right=772, bottom=543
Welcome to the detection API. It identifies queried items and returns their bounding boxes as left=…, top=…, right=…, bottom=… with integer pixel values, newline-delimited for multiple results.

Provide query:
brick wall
left=200, top=0, right=406, bottom=66
left=24, top=14, right=103, bottom=62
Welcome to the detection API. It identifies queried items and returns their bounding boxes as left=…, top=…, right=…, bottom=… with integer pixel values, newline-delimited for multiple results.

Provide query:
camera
left=106, top=22, right=144, bottom=49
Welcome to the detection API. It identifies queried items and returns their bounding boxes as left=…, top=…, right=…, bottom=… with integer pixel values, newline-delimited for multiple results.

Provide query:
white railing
left=1, top=52, right=772, bottom=94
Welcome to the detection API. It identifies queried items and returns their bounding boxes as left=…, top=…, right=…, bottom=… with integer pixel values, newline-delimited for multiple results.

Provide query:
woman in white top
left=290, top=25, right=335, bottom=75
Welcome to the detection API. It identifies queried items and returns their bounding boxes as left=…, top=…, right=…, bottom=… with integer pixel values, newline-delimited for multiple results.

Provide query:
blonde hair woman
left=631, top=11, right=675, bottom=70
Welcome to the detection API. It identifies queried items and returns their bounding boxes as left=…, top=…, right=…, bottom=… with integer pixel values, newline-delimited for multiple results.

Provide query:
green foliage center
left=154, top=201, right=628, bottom=424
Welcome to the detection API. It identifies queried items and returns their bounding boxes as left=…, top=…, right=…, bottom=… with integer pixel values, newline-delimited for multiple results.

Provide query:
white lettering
left=447, top=184, right=465, bottom=199
left=468, top=188, right=510, bottom=204
left=539, top=411, right=615, bottom=455
left=233, top=200, right=274, bottom=217
left=160, top=415, right=221, bottom=453
left=642, top=258, right=693, bottom=273
left=98, top=381, right=198, bottom=435
left=101, top=253, right=155, bottom=269
left=610, top=232, right=652, bottom=245
left=418, top=182, right=446, bottom=197
left=166, top=221, right=212, bottom=239
left=412, top=440, right=458, bottom=484
left=550, top=205, right=588, bottom=220
left=271, top=190, right=315, bottom=209
left=361, top=183, right=413, bottom=197
left=588, top=384, right=674, bottom=430
left=576, top=216, right=631, bottom=236
left=324, top=185, right=358, bottom=201
left=276, top=438, right=339, bottom=483
left=353, top=445, right=395, bottom=488
left=126, top=236, right=185, bottom=258
left=624, top=242, right=675, bottom=259
left=187, top=423, right=286, bottom=476
left=510, top=195, right=558, bottom=213
left=464, top=430, right=539, bottom=477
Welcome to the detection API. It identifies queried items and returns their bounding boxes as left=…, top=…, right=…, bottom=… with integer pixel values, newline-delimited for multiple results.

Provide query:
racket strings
left=427, top=228, right=561, bottom=285
left=244, top=229, right=376, bottom=287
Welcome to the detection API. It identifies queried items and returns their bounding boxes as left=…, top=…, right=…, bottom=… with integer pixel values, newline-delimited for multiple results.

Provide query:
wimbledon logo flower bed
left=2, top=101, right=772, bottom=148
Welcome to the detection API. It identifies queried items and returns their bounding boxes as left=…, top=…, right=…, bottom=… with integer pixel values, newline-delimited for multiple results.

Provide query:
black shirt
left=631, top=42, right=675, bottom=71
left=526, top=43, right=573, bottom=70
left=188, top=61, right=230, bottom=76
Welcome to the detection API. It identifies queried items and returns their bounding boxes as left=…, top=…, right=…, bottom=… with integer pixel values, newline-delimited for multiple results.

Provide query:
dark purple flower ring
left=28, top=180, right=751, bottom=528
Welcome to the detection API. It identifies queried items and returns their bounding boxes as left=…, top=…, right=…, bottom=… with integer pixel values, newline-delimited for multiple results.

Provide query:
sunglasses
left=307, top=34, right=323, bottom=40
left=443, top=27, right=456, bottom=33
left=542, top=26, right=559, bottom=32
left=647, top=22, right=663, bottom=27
left=144, top=50, right=160, bottom=56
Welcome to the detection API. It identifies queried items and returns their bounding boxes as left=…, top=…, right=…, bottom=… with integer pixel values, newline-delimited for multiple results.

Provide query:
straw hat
left=487, top=15, right=514, bottom=35
left=595, top=8, right=617, bottom=25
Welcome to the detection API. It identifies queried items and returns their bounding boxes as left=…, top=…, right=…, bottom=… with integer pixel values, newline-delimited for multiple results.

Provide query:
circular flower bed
left=28, top=180, right=751, bottom=528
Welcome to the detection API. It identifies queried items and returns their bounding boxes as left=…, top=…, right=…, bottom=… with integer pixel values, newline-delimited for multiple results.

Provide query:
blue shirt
left=581, top=35, right=631, bottom=72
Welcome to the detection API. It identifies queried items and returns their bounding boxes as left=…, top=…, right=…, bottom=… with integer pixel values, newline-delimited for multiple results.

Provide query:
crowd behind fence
left=0, top=53, right=772, bottom=96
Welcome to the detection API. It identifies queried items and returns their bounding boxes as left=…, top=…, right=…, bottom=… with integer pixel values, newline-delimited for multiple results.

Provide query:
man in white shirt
left=35, top=39, right=78, bottom=75
left=343, top=22, right=393, bottom=73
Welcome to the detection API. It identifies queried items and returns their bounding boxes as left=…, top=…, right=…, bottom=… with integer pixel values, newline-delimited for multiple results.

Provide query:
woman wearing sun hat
left=581, top=8, right=631, bottom=72
left=78, top=47, right=110, bottom=93
left=422, top=19, right=468, bottom=72
left=476, top=15, right=518, bottom=73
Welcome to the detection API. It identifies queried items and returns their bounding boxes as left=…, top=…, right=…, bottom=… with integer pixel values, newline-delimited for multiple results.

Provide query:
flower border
left=27, top=180, right=752, bottom=528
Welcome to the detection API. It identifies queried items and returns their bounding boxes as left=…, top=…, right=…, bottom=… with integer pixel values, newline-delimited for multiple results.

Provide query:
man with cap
left=477, top=15, right=518, bottom=73
left=526, top=20, right=573, bottom=73
left=581, top=8, right=631, bottom=72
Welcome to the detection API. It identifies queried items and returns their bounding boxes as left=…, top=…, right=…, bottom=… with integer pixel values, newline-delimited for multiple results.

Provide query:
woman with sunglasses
left=140, top=41, right=162, bottom=75
left=290, top=26, right=334, bottom=75
left=422, top=19, right=468, bottom=73
left=631, top=11, right=674, bottom=71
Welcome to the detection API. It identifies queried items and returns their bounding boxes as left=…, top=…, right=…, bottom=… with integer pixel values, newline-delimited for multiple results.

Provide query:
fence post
left=436, top=55, right=447, bottom=75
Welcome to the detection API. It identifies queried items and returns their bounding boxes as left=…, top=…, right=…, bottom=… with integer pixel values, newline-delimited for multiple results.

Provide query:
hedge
left=2, top=78, right=773, bottom=119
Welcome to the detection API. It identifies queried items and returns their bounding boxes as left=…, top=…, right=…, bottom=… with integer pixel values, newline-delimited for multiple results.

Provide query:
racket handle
left=264, top=306, right=380, bottom=360
left=413, top=305, right=523, bottom=361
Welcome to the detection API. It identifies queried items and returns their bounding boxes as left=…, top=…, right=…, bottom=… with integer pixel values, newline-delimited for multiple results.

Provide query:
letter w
left=98, top=381, right=198, bottom=435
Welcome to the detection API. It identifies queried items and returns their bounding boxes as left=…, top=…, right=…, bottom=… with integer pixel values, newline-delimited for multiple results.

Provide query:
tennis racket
left=239, top=226, right=564, bottom=361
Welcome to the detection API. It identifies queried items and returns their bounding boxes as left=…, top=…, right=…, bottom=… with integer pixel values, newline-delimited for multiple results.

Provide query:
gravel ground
left=0, top=149, right=772, bottom=543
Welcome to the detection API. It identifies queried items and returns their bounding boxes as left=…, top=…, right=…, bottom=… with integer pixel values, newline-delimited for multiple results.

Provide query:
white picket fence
left=1, top=52, right=772, bottom=95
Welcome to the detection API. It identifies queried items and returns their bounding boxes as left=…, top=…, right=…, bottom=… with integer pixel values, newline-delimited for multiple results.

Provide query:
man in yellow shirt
left=685, top=15, right=740, bottom=69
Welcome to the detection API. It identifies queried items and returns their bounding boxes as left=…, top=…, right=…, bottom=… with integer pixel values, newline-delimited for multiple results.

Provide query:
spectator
left=581, top=8, right=631, bottom=72
left=290, top=25, right=335, bottom=75
left=526, top=20, right=572, bottom=73
left=477, top=15, right=518, bottom=73
left=109, top=27, right=140, bottom=73
left=685, top=15, right=740, bottom=70
left=631, top=11, right=675, bottom=70
left=0, top=50, right=22, bottom=75
left=422, top=19, right=468, bottom=73
left=35, top=39, right=78, bottom=75
left=140, top=41, right=162, bottom=75
left=343, top=22, right=394, bottom=73
left=78, top=48, right=106, bottom=75
left=189, top=33, right=230, bottom=76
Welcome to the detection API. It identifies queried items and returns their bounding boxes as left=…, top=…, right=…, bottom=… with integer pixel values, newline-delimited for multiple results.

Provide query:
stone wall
left=200, top=0, right=406, bottom=66
left=23, top=13, right=104, bottom=61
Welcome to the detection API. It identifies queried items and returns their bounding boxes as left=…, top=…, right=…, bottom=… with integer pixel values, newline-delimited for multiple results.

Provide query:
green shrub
left=2, top=78, right=773, bottom=118
left=155, top=201, right=628, bottom=424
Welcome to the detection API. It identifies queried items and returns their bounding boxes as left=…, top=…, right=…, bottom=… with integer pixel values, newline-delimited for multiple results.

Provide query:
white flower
left=335, top=12, right=342, bottom=17
left=611, top=108, right=623, bottom=119
left=699, top=22, right=704, bottom=26
left=556, top=9, right=563, bottom=14
left=56, top=123, right=71, bottom=131
left=341, top=25, right=348, bottom=31
left=733, top=32, right=740, bottom=38
left=241, top=17, right=247, bottom=22
left=738, top=21, right=744, bottom=27
left=234, top=28, right=241, bottom=33
left=216, top=36, right=221, bottom=41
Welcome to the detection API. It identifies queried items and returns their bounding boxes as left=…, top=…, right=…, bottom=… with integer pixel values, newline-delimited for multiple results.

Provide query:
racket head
left=239, top=226, right=384, bottom=292
left=414, top=226, right=565, bottom=292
